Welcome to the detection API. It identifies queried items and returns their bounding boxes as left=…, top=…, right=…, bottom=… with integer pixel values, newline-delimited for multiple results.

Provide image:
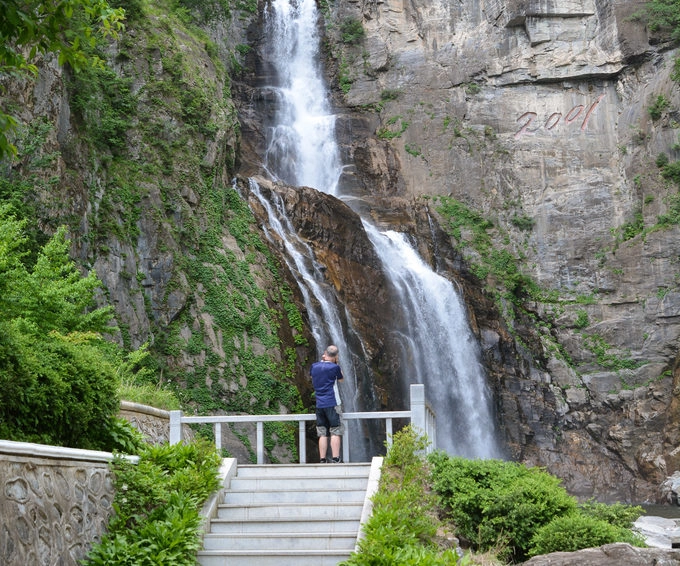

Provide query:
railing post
left=257, top=421, right=264, bottom=464
left=214, top=422, right=222, bottom=453
left=427, top=406, right=437, bottom=453
left=299, top=421, right=306, bottom=463
left=342, top=419, right=349, bottom=463
left=410, top=384, right=426, bottom=438
left=169, top=410, right=182, bottom=445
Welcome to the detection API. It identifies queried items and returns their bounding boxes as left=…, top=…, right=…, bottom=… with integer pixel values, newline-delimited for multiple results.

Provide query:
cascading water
left=261, top=0, right=343, bottom=194
left=251, top=0, right=381, bottom=460
left=253, top=0, right=501, bottom=459
left=364, top=225, right=500, bottom=458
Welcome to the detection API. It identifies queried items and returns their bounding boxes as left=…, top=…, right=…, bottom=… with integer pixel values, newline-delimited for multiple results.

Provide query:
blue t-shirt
left=310, top=361, right=343, bottom=408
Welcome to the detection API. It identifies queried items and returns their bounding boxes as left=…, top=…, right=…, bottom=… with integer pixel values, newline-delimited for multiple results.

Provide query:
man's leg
left=318, top=434, right=329, bottom=461
left=330, top=433, right=341, bottom=459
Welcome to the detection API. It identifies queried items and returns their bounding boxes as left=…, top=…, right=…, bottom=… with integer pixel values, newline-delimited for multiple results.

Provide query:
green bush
left=0, top=323, right=119, bottom=449
left=83, top=439, right=222, bottom=566
left=638, top=0, right=680, bottom=40
left=511, top=214, right=535, bottom=232
left=98, top=417, right=146, bottom=454
left=578, top=500, right=646, bottom=529
left=0, top=210, right=125, bottom=449
left=116, top=342, right=180, bottom=410
left=428, top=453, right=576, bottom=562
left=118, top=382, right=181, bottom=410
left=649, top=94, right=670, bottom=120
left=661, top=161, right=680, bottom=185
left=341, top=427, right=461, bottom=566
left=340, top=17, right=365, bottom=45
left=575, top=309, right=590, bottom=329
left=616, top=211, right=644, bottom=242
left=0, top=208, right=150, bottom=451
left=528, top=512, right=646, bottom=557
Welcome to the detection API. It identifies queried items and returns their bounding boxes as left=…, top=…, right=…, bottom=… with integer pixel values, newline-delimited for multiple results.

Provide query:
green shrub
left=657, top=192, right=680, bottom=226
left=637, top=0, right=680, bottom=40
left=83, top=439, right=222, bottom=566
left=381, top=89, right=401, bottom=101
left=98, top=417, right=146, bottom=454
left=649, top=94, right=670, bottom=120
left=0, top=324, right=111, bottom=448
left=341, top=427, right=461, bottom=566
left=528, top=512, right=646, bottom=557
left=340, top=17, right=365, bottom=45
left=578, top=500, right=646, bottom=529
left=661, top=161, right=680, bottom=185
left=657, top=153, right=670, bottom=167
left=429, top=452, right=576, bottom=562
left=511, top=214, right=535, bottom=231
left=116, top=342, right=180, bottom=410
left=118, top=382, right=181, bottom=410
left=575, top=309, right=590, bottom=329
left=0, top=213, right=122, bottom=449
left=69, top=64, right=137, bottom=152
left=465, top=83, right=481, bottom=95
left=0, top=209, right=152, bottom=451
left=617, top=211, right=644, bottom=241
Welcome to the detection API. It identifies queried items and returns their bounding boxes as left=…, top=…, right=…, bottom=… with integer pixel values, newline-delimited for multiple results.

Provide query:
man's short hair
left=325, top=345, right=339, bottom=358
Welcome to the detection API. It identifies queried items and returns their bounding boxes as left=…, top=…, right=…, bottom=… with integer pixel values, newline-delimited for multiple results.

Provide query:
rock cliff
left=3, top=0, right=680, bottom=501
left=301, top=0, right=680, bottom=502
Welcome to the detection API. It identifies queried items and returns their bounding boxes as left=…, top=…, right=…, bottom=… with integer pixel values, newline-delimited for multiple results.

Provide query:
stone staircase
left=197, top=458, right=382, bottom=566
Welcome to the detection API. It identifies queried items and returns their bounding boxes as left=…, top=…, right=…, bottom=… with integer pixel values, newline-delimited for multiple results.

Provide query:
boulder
left=521, top=543, right=680, bottom=565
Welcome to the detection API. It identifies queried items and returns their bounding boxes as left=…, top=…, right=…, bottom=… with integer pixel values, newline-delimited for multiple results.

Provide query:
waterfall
left=364, top=225, right=500, bottom=458
left=247, top=180, right=373, bottom=417
left=252, top=0, right=501, bottom=459
left=253, top=0, right=379, bottom=460
left=262, top=0, right=343, bottom=194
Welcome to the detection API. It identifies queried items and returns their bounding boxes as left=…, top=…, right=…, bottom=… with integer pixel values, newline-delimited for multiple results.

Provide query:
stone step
left=223, top=487, right=367, bottom=505
left=235, top=463, right=371, bottom=478
left=202, top=531, right=357, bottom=551
left=229, top=474, right=369, bottom=491
left=208, top=516, right=362, bottom=534
left=216, top=501, right=363, bottom=520
left=197, top=459, right=381, bottom=566
left=197, top=549, right=352, bottom=566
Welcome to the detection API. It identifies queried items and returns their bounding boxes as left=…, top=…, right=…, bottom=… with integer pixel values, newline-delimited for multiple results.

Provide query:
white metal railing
left=169, top=383, right=436, bottom=464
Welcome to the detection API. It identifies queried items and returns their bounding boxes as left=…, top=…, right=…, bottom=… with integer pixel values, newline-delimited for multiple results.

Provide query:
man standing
left=310, top=345, right=344, bottom=463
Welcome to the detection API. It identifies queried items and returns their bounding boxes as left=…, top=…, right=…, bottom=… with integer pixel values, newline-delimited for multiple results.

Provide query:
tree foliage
left=640, top=0, right=680, bottom=39
left=0, top=0, right=125, bottom=158
left=0, top=205, right=127, bottom=449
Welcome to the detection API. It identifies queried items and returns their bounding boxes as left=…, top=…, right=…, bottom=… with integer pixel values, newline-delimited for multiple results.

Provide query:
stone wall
left=0, top=402, right=171, bottom=566
left=119, top=400, right=171, bottom=445
left=0, top=441, right=122, bottom=566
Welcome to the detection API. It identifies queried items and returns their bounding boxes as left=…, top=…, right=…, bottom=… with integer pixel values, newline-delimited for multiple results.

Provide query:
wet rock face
left=244, top=179, right=406, bottom=407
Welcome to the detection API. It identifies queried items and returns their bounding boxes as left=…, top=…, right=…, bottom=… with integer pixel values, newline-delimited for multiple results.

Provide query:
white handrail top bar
left=178, top=410, right=412, bottom=424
